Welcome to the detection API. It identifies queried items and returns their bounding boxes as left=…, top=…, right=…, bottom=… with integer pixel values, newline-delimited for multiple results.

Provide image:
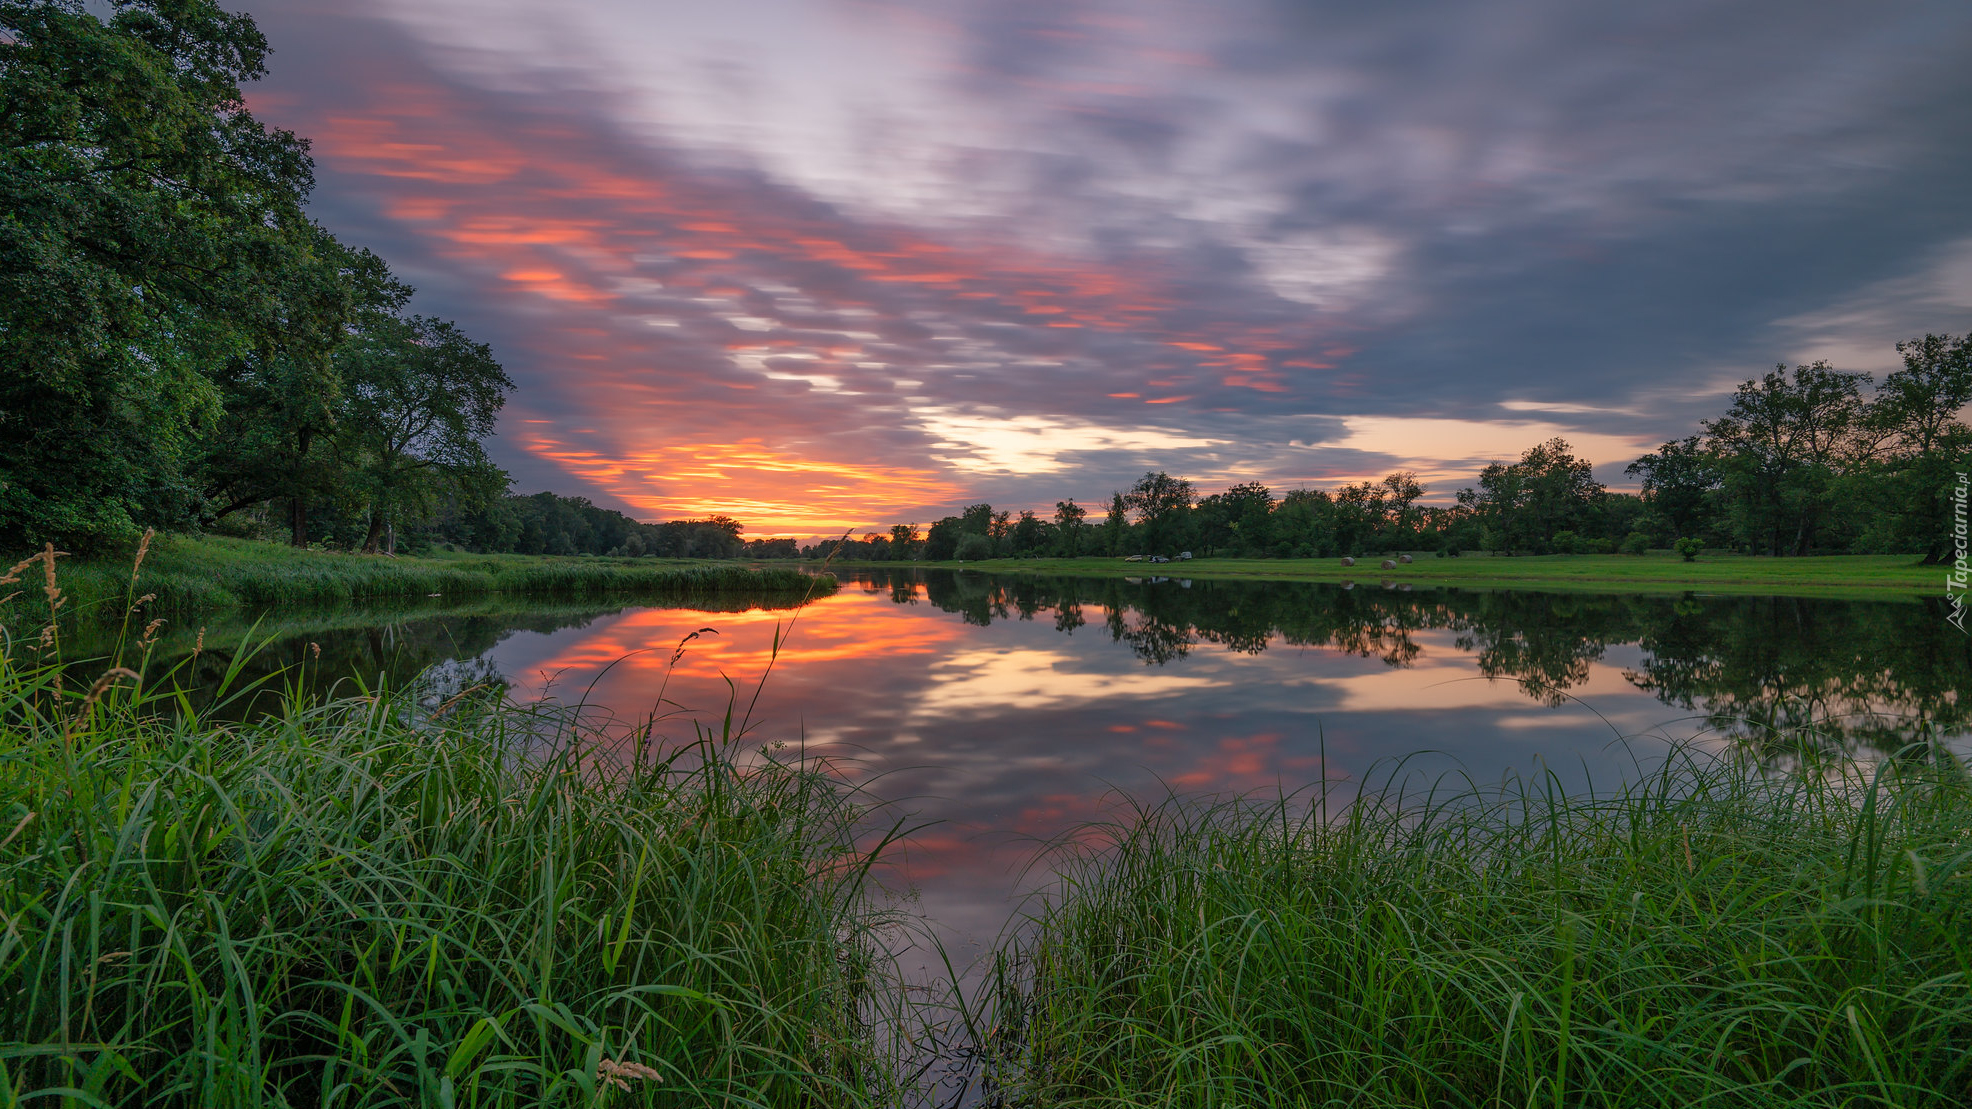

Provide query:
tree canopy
left=0, top=0, right=511, bottom=551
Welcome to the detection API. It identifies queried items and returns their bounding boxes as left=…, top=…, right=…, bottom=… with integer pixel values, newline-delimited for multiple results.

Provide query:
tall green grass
left=0, top=635, right=907, bottom=1106
left=23, top=534, right=831, bottom=629
left=988, top=750, right=1972, bottom=1108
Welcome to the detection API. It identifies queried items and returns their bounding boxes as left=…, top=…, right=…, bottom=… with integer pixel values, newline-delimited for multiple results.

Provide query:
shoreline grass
left=0, top=646, right=909, bottom=1106
left=855, top=552, right=1942, bottom=598
left=986, top=748, right=1972, bottom=1108
left=17, top=534, right=833, bottom=630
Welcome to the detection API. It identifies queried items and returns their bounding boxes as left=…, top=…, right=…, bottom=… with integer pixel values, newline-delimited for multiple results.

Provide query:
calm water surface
left=162, top=568, right=1972, bottom=957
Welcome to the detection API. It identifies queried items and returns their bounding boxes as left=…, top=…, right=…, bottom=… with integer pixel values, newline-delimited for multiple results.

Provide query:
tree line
left=801, top=335, right=1966, bottom=565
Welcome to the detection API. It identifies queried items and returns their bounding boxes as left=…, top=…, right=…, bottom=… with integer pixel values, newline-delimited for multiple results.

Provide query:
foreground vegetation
left=12, top=534, right=830, bottom=630
left=988, top=748, right=1972, bottom=1108
left=888, top=551, right=1940, bottom=596
left=0, top=643, right=908, bottom=1106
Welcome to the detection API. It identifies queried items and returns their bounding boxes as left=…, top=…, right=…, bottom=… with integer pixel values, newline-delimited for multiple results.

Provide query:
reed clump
left=0, top=642, right=903, bottom=1106
left=988, top=750, right=1972, bottom=1108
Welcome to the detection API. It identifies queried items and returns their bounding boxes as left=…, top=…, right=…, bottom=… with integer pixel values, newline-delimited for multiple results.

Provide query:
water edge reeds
left=985, top=747, right=1972, bottom=1107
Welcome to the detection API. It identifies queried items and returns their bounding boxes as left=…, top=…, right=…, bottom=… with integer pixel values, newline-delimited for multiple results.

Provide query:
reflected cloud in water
left=156, top=570, right=1970, bottom=952
left=463, top=570, right=1971, bottom=949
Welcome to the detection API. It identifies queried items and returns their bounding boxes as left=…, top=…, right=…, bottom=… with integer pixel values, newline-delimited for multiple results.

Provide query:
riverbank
left=989, top=748, right=1972, bottom=1107
left=12, top=534, right=832, bottom=629
left=0, top=650, right=909, bottom=1105
left=861, top=551, right=1941, bottom=597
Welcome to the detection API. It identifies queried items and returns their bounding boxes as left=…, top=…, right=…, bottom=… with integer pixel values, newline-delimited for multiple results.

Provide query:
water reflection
left=72, top=593, right=816, bottom=718
left=124, top=569, right=1970, bottom=953
left=887, top=569, right=1971, bottom=757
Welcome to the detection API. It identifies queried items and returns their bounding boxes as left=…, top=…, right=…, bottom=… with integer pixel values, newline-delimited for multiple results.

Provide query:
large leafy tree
left=1459, top=438, right=1604, bottom=554
left=1861, top=332, right=1972, bottom=563
left=334, top=315, right=513, bottom=553
left=1051, top=499, right=1086, bottom=556
left=1702, top=362, right=1870, bottom=556
left=0, top=0, right=359, bottom=547
left=1124, top=470, right=1195, bottom=554
left=1625, top=435, right=1722, bottom=542
left=197, top=235, right=404, bottom=545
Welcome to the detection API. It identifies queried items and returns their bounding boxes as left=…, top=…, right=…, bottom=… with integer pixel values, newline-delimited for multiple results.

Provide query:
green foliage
left=1626, top=435, right=1721, bottom=543
left=1124, top=470, right=1195, bottom=555
left=0, top=0, right=353, bottom=547
left=1675, top=536, right=1704, bottom=561
left=1101, top=492, right=1129, bottom=557
left=1862, top=333, right=1972, bottom=563
left=331, top=315, right=513, bottom=552
left=1704, top=362, right=1871, bottom=557
left=990, top=748, right=1972, bottom=1107
left=954, top=532, right=995, bottom=561
left=0, top=1, right=526, bottom=553
left=1459, top=438, right=1606, bottom=554
left=1051, top=500, right=1086, bottom=557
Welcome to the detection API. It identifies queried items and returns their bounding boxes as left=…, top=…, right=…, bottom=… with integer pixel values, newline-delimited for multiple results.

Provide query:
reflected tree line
left=81, top=592, right=811, bottom=720
left=862, top=569, right=1970, bottom=756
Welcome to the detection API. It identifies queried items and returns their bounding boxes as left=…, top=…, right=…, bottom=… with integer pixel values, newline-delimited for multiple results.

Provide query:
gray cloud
left=246, top=0, right=1972, bottom=527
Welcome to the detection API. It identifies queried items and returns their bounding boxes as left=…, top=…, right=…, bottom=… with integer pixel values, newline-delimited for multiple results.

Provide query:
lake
left=142, top=567, right=1971, bottom=962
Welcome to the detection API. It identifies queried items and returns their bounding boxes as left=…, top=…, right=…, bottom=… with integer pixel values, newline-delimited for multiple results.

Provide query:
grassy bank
left=878, top=552, right=1940, bottom=597
left=988, top=750, right=1972, bottom=1107
left=0, top=648, right=909, bottom=1106
left=13, top=534, right=832, bottom=629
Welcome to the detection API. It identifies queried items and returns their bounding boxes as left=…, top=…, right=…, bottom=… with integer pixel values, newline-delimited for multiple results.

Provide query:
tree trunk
left=362, top=510, right=384, bottom=554
left=290, top=497, right=308, bottom=547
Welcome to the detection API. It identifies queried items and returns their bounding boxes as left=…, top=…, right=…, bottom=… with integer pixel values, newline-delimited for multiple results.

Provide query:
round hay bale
left=1380, top=559, right=1396, bottom=570
left=1340, top=556, right=1355, bottom=567
left=1398, top=553, right=1413, bottom=564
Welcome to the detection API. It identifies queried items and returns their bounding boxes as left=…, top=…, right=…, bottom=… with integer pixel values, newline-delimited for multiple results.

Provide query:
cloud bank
left=247, top=0, right=1972, bottom=533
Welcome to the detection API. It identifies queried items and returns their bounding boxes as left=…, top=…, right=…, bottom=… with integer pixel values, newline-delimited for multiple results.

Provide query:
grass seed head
left=131, top=527, right=153, bottom=584
left=41, top=542, right=62, bottom=607
left=597, top=1056, right=664, bottom=1092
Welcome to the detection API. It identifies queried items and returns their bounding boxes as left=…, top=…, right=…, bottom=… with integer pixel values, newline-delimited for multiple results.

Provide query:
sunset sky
left=245, top=0, right=1972, bottom=536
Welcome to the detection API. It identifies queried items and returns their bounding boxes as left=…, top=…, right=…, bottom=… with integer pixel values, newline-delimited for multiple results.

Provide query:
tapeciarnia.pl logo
left=1949, top=471, right=1968, bottom=634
